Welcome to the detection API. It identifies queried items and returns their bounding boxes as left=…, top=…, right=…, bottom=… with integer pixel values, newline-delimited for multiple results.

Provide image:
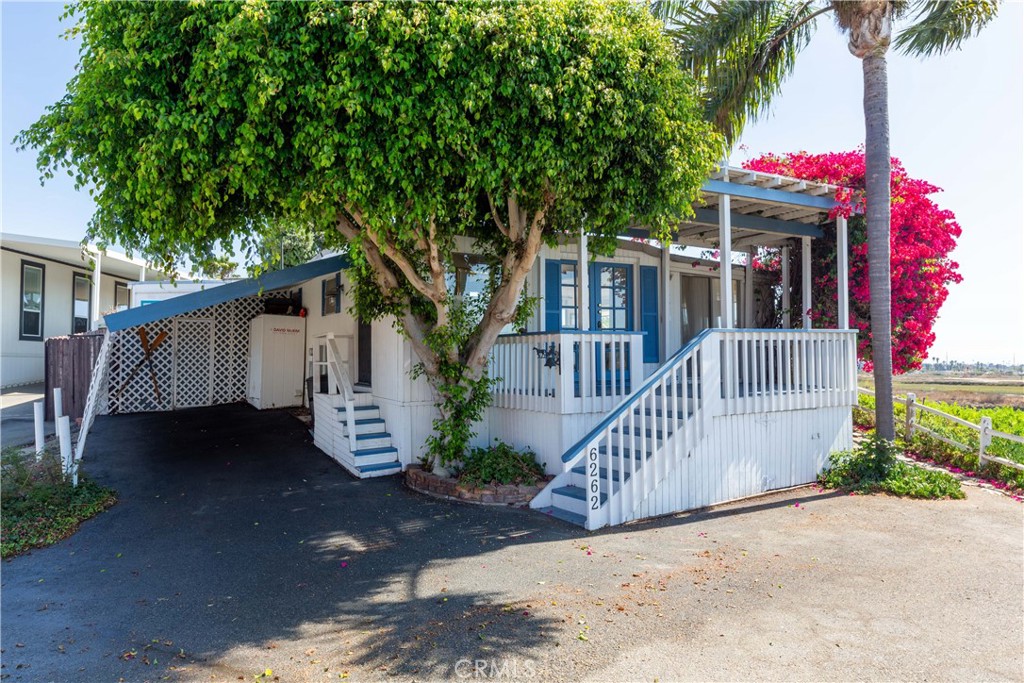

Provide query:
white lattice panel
left=173, top=318, right=213, bottom=408
left=106, top=295, right=272, bottom=414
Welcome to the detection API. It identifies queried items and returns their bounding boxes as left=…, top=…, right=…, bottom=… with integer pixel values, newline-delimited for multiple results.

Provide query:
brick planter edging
left=405, top=465, right=549, bottom=507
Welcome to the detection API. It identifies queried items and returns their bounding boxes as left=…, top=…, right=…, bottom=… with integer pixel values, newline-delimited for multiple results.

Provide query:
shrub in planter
left=454, top=440, right=545, bottom=489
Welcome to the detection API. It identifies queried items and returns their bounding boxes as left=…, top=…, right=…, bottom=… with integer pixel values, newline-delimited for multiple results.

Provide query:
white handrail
left=321, top=333, right=358, bottom=452
left=563, top=329, right=715, bottom=530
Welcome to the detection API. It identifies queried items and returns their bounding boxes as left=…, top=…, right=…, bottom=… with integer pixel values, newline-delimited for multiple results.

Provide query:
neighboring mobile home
left=0, top=232, right=164, bottom=388
left=86, top=166, right=858, bottom=530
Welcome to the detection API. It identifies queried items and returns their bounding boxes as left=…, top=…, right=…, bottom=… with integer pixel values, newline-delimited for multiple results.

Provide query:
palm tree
left=654, top=0, right=998, bottom=440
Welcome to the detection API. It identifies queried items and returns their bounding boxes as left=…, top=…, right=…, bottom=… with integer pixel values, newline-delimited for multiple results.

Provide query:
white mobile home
left=89, top=167, right=857, bottom=530
left=0, top=233, right=164, bottom=388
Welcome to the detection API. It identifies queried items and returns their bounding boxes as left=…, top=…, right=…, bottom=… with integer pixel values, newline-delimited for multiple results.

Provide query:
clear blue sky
left=3, top=2, right=1022, bottom=364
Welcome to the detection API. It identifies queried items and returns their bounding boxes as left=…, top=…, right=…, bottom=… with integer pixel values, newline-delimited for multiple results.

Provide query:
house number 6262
left=588, top=447, right=599, bottom=510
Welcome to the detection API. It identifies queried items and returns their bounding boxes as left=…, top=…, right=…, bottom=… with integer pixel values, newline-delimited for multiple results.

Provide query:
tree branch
left=486, top=190, right=509, bottom=239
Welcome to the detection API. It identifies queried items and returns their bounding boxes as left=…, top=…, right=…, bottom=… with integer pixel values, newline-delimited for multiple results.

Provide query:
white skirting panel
left=633, top=406, right=852, bottom=520
left=486, top=406, right=609, bottom=476
left=373, top=397, right=437, bottom=467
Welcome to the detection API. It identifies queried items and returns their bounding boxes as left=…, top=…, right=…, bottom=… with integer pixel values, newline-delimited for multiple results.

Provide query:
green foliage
left=654, top=0, right=999, bottom=143
left=1, top=447, right=117, bottom=558
left=856, top=391, right=1024, bottom=490
left=820, top=434, right=964, bottom=500
left=18, top=0, right=721, bottom=466
left=18, top=0, right=719, bottom=276
left=455, top=440, right=546, bottom=489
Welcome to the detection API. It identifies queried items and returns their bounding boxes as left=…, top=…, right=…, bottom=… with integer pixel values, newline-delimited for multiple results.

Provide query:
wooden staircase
left=311, top=392, right=401, bottom=478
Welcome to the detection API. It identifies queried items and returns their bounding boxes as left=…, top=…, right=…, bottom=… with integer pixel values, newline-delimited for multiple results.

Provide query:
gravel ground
left=2, top=405, right=1021, bottom=682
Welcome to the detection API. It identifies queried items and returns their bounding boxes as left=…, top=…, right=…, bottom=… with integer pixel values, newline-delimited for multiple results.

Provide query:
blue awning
left=104, top=254, right=349, bottom=332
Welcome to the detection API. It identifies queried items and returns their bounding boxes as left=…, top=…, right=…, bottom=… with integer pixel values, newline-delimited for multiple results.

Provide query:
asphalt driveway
left=2, top=404, right=1022, bottom=682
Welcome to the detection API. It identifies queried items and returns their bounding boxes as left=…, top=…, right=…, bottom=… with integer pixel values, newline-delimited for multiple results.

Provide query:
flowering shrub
left=744, top=150, right=962, bottom=373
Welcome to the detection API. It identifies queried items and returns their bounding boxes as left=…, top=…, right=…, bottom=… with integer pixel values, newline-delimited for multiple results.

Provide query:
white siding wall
left=297, top=244, right=755, bottom=470
left=1, top=250, right=128, bottom=387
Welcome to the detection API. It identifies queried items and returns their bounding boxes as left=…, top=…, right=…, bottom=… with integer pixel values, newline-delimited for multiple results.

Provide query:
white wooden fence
left=489, top=332, right=644, bottom=414
left=858, top=387, right=1024, bottom=472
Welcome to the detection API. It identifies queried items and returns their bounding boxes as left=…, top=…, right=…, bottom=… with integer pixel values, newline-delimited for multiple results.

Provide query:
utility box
left=247, top=314, right=306, bottom=409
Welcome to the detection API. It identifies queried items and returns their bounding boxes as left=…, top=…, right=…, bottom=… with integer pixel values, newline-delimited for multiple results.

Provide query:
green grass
left=1, top=446, right=117, bottom=558
left=820, top=434, right=964, bottom=499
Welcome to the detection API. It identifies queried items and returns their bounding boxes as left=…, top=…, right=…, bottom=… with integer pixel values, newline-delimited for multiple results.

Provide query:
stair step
left=352, top=446, right=399, bottom=458
left=552, top=485, right=608, bottom=506
left=355, top=431, right=391, bottom=441
left=356, top=461, right=402, bottom=475
left=570, top=465, right=631, bottom=482
left=535, top=505, right=587, bottom=528
left=341, top=417, right=385, bottom=426
left=335, top=404, right=381, bottom=412
left=600, top=445, right=648, bottom=460
left=614, top=426, right=672, bottom=440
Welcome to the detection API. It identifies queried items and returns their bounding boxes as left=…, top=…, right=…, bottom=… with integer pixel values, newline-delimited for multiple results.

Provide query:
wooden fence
left=44, top=332, right=105, bottom=421
left=858, top=387, right=1024, bottom=472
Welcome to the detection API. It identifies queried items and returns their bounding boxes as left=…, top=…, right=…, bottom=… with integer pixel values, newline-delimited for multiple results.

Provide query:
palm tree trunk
left=863, top=53, right=895, bottom=440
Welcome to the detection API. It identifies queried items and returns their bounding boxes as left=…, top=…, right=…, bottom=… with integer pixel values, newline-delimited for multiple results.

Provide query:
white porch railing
left=718, top=330, right=858, bottom=415
left=316, top=334, right=358, bottom=452
left=553, top=328, right=858, bottom=530
left=489, top=332, right=644, bottom=414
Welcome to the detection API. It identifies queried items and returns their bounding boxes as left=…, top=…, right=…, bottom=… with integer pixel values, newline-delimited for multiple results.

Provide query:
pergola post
left=718, top=194, right=733, bottom=328
left=91, top=250, right=102, bottom=331
left=801, top=236, right=812, bottom=329
left=781, top=245, right=791, bottom=328
left=578, top=230, right=589, bottom=331
left=661, top=241, right=671, bottom=361
left=744, top=247, right=755, bottom=328
left=837, top=215, right=850, bottom=330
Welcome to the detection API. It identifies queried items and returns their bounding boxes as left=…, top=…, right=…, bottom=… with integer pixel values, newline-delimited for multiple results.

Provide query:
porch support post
left=139, top=264, right=146, bottom=282
left=781, top=245, right=791, bottom=328
left=91, top=250, right=102, bottom=331
left=744, top=247, right=755, bottom=328
left=718, top=194, right=733, bottom=329
left=578, top=231, right=589, bottom=331
left=801, top=236, right=812, bottom=329
left=837, top=214, right=850, bottom=329
left=661, top=241, right=671, bottom=361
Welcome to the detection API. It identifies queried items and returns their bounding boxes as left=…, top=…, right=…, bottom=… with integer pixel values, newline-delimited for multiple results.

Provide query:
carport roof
left=103, top=254, right=349, bottom=332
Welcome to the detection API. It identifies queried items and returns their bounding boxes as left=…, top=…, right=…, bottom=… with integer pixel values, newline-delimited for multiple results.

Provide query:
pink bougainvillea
left=744, top=150, right=962, bottom=374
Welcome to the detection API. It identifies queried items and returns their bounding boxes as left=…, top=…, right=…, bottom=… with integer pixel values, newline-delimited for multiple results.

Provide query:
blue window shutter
left=321, top=279, right=327, bottom=316
left=589, top=262, right=600, bottom=330
left=639, top=266, right=659, bottom=362
left=544, top=260, right=561, bottom=332
left=335, top=273, right=342, bottom=313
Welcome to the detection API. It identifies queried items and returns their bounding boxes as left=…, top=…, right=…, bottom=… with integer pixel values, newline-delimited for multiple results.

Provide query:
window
left=114, top=282, right=130, bottom=310
left=72, top=273, right=91, bottom=334
left=322, top=273, right=341, bottom=316
left=560, top=263, right=579, bottom=329
left=20, top=261, right=45, bottom=341
left=593, top=264, right=631, bottom=330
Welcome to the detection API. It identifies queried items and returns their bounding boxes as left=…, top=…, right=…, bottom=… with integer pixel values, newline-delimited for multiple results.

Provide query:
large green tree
left=653, top=0, right=998, bottom=440
left=19, top=0, right=722, bottom=463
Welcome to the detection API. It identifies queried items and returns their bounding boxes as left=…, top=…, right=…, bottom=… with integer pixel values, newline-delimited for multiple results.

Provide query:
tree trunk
left=862, top=53, right=896, bottom=440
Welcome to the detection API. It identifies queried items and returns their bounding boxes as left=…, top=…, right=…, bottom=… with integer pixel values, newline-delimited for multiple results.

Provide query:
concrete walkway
left=2, top=404, right=1021, bottom=681
left=0, top=383, right=53, bottom=449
